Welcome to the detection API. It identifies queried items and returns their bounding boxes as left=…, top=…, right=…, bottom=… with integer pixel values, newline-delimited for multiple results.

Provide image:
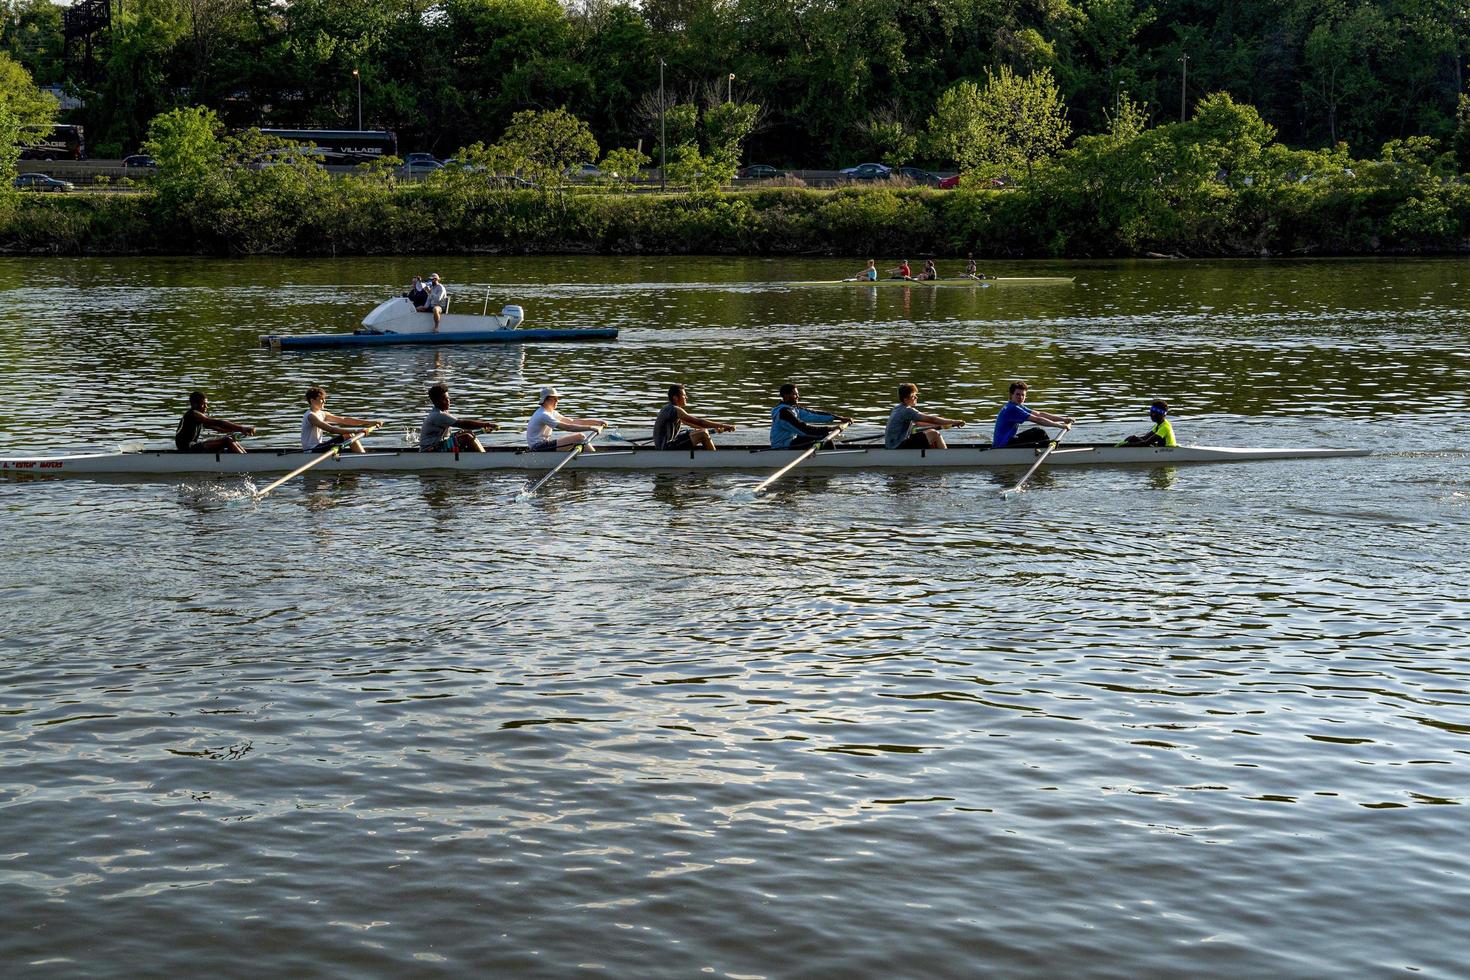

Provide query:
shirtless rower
left=653, top=384, right=737, bottom=451
left=175, top=391, right=255, bottom=454
left=301, top=386, right=382, bottom=453
left=419, top=382, right=498, bottom=453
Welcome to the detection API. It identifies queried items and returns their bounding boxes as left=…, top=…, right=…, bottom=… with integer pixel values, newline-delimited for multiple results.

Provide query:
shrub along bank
left=2, top=180, right=1469, bottom=259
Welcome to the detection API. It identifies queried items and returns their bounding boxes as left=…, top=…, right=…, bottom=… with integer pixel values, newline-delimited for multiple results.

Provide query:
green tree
left=599, top=146, right=650, bottom=191
left=142, top=105, right=226, bottom=202
left=0, top=100, right=22, bottom=187
left=0, top=51, right=57, bottom=128
left=927, top=65, right=1071, bottom=180
left=490, top=107, right=599, bottom=187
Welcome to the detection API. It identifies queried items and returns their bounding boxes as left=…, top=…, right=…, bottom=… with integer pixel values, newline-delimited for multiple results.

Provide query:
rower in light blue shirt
left=993, top=380, right=1073, bottom=448
left=770, top=382, right=852, bottom=449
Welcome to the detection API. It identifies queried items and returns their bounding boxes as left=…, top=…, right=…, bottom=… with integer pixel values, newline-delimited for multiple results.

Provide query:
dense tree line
left=2, top=0, right=1467, bottom=164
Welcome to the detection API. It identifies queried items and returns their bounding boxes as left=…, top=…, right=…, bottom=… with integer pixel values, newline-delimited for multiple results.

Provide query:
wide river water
left=1, top=255, right=1468, bottom=977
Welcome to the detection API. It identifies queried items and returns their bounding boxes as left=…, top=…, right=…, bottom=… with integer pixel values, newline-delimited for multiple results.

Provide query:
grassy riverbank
left=3, top=180, right=1468, bottom=259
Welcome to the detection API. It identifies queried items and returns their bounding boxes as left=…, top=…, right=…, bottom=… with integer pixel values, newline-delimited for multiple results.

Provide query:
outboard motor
left=500, top=304, right=525, bottom=328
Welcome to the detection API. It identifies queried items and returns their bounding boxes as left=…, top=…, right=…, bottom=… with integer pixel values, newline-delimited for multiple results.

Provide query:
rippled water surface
left=2, top=256, right=1469, bottom=976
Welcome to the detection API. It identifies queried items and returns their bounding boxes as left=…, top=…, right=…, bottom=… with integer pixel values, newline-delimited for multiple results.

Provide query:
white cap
left=539, top=386, right=559, bottom=403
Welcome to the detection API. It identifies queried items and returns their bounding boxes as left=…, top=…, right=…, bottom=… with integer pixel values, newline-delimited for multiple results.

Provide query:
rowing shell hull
left=260, top=327, right=619, bottom=349
left=0, top=444, right=1371, bottom=477
left=787, top=277, right=1076, bottom=287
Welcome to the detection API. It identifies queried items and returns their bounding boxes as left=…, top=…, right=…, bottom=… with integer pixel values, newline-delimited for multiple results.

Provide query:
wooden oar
left=753, top=422, right=849, bottom=495
left=252, top=423, right=382, bottom=501
left=516, top=426, right=604, bottom=500
left=1001, top=424, right=1071, bottom=498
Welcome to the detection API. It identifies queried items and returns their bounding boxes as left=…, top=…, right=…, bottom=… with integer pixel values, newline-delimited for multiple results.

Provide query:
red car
left=939, top=175, right=1007, bottom=189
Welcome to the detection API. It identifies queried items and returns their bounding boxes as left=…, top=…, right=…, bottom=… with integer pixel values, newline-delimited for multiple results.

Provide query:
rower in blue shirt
left=770, top=382, right=852, bottom=449
left=993, top=380, right=1073, bottom=448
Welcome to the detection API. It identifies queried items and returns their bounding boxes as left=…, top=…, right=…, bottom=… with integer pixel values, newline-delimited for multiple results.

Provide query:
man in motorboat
left=419, top=382, right=498, bottom=453
left=175, top=390, right=255, bottom=454
left=1117, top=400, right=1176, bottom=447
left=885, top=383, right=965, bottom=449
left=653, top=383, right=738, bottom=451
left=993, top=380, right=1073, bottom=448
left=301, top=386, right=382, bottom=453
left=405, top=275, right=429, bottom=309
left=770, top=383, right=852, bottom=450
left=418, top=273, right=449, bottom=332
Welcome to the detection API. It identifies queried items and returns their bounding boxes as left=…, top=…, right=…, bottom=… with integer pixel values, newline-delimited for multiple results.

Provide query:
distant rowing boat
left=788, top=277, right=1076, bottom=287
left=0, top=443, right=1369, bottom=478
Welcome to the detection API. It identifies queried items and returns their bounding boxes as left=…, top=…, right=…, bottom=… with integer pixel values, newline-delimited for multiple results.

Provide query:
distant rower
left=770, top=382, right=851, bottom=449
left=420, top=382, right=498, bottom=453
left=993, top=380, right=1073, bottom=449
left=1117, top=400, right=1176, bottom=447
left=914, top=259, right=939, bottom=282
left=653, top=384, right=737, bottom=451
left=886, top=383, right=964, bottom=449
left=175, top=391, right=254, bottom=454
left=853, top=259, right=878, bottom=282
left=889, top=259, right=912, bottom=280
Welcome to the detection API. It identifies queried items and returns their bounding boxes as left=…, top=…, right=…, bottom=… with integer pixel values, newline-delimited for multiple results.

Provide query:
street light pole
left=1178, top=53, right=1189, bottom=123
left=352, top=68, right=362, bottom=130
left=727, top=72, right=734, bottom=104
left=659, top=58, right=666, bottom=192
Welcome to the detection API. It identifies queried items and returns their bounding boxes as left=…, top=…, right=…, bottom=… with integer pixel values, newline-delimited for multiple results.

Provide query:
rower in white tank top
left=298, top=386, right=383, bottom=453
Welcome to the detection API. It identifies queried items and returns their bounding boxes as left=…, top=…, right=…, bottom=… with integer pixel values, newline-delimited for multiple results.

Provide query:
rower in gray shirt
left=652, top=383, right=737, bottom=450
left=419, top=382, right=498, bottom=452
left=884, top=382, right=965, bottom=449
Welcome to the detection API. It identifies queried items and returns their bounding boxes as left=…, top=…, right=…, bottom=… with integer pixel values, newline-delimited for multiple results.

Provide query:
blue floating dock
left=260, top=327, right=619, bottom=349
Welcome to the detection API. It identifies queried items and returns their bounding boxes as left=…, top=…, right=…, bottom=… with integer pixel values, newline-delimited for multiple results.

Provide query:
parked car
left=122, top=154, right=157, bottom=168
left=564, top=163, right=603, bottom=179
left=13, top=173, right=74, bottom=193
left=397, top=158, right=444, bottom=176
left=840, top=162, right=893, bottom=180
left=488, top=174, right=536, bottom=189
left=897, top=166, right=941, bottom=185
left=739, top=164, right=790, bottom=179
left=937, top=174, right=1006, bottom=189
left=404, top=152, right=439, bottom=166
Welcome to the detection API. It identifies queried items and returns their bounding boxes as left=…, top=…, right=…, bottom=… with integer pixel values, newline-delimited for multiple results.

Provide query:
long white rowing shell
left=0, top=442, right=1371, bottom=478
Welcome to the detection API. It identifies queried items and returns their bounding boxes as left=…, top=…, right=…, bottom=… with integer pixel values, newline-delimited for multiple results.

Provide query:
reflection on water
left=1, top=257, right=1469, bottom=976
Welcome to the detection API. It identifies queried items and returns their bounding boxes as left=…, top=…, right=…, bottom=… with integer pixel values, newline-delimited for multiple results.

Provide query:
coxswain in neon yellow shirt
left=1118, top=400, right=1176, bottom=447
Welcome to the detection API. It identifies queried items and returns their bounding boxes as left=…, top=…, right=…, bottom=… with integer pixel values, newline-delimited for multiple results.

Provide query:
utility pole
left=352, top=68, right=362, bottom=130
left=1178, top=53, right=1189, bottom=123
left=659, top=58, right=666, bottom=192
